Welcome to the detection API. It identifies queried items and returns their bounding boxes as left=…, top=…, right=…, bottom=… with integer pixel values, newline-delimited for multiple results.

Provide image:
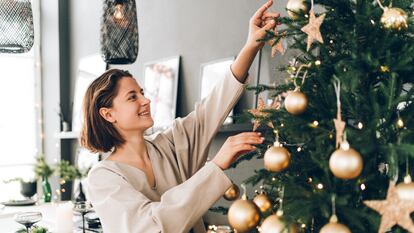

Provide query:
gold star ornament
left=301, top=9, right=325, bottom=51
left=248, top=98, right=277, bottom=131
left=364, top=182, right=414, bottom=233
left=268, top=31, right=285, bottom=57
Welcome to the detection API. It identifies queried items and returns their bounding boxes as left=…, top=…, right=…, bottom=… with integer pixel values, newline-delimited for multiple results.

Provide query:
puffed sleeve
left=159, top=66, right=248, bottom=176
left=87, top=162, right=232, bottom=233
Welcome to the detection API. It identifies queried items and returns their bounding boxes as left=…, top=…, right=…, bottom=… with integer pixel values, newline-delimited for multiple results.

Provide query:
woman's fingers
left=253, top=0, right=273, bottom=22
left=261, top=12, right=280, bottom=20
left=235, top=143, right=257, bottom=152
left=235, top=136, right=264, bottom=144
left=262, top=20, right=277, bottom=31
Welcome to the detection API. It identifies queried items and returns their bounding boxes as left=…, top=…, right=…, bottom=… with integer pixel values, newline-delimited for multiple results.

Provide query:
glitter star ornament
left=249, top=98, right=277, bottom=131
left=268, top=31, right=285, bottom=57
left=301, top=9, right=325, bottom=51
left=364, top=182, right=414, bottom=233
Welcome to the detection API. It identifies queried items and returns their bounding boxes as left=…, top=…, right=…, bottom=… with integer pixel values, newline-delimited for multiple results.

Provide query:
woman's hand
left=244, top=0, right=280, bottom=52
left=230, top=0, right=280, bottom=82
left=212, top=132, right=264, bottom=170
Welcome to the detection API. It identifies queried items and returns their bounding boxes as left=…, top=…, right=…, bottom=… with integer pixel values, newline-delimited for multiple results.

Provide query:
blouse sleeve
left=87, top=162, right=232, bottom=233
left=158, top=66, right=248, bottom=175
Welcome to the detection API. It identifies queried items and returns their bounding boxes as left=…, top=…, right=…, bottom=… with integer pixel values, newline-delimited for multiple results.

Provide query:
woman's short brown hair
left=80, top=69, right=133, bottom=153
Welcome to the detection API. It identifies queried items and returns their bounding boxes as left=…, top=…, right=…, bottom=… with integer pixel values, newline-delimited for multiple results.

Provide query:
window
left=0, top=49, right=40, bottom=201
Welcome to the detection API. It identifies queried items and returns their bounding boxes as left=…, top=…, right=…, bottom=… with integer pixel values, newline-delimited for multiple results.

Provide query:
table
left=0, top=202, right=101, bottom=233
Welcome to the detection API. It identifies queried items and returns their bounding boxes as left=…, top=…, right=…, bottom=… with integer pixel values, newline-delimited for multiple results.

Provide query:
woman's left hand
left=244, top=0, right=280, bottom=52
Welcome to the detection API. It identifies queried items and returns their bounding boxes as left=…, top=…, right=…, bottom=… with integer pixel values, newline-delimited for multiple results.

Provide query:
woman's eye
left=128, top=95, right=137, bottom=100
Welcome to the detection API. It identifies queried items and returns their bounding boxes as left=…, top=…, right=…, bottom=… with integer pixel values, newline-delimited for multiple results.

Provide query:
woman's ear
left=99, top=107, right=117, bottom=123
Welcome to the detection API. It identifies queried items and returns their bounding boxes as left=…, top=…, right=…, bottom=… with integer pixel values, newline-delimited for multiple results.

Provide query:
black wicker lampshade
left=0, top=0, right=34, bottom=53
left=101, top=0, right=139, bottom=65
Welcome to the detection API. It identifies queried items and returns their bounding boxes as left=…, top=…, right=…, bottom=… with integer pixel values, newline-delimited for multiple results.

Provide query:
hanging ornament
left=253, top=187, right=272, bottom=213
left=381, top=7, right=408, bottom=30
left=260, top=213, right=298, bottom=233
left=329, top=141, right=363, bottom=180
left=223, top=183, right=240, bottom=201
left=228, top=184, right=261, bottom=233
left=320, top=216, right=351, bottom=233
left=285, top=63, right=311, bottom=115
left=375, top=0, right=408, bottom=30
left=300, top=0, right=325, bottom=51
left=364, top=182, right=414, bottom=233
left=260, top=186, right=297, bottom=233
left=285, top=91, right=308, bottom=115
left=286, top=0, right=310, bottom=20
left=264, top=131, right=291, bottom=172
left=329, top=79, right=363, bottom=179
left=320, top=195, right=352, bottom=233
left=268, top=31, right=285, bottom=58
left=396, top=170, right=414, bottom=201
left=249, top=98, right=279, bottom=131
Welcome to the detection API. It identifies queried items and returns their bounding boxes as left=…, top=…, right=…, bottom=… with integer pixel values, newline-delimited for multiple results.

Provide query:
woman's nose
left=140, top=96, right=151, bottom=105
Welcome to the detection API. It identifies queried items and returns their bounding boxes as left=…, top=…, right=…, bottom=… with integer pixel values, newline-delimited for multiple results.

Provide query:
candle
left=55, top=202, right=74, bottom=233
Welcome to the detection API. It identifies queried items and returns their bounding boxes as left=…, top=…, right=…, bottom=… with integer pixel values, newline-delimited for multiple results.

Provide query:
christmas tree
left=216, top=0, right=414, bottom=232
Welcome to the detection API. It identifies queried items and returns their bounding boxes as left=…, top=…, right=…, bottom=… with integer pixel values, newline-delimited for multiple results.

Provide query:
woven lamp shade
left=0, top=0, right=34, bottom=53
left=101, top=0, right=139, bottom=65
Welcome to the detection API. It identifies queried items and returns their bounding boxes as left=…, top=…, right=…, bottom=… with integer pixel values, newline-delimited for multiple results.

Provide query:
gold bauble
left=380, top=7, right=408, bottom=31
left=286, top=0, right=310, bottom=20
left=396, top=178, right=414, bottom=201
left=329, top=146, right=363, bottom=179
left=223, top=184, right=240, bottom=201
left=264, top=143, right=291, bottom=172
left=253, top=193, right=272, bottom=213
left=260, top=215, right=298, bottom=233
left=320, top=222, right=351, bottom=233
left=228, top=198, right=261, bottom=233
left=285, top=91, right=308, bottom=115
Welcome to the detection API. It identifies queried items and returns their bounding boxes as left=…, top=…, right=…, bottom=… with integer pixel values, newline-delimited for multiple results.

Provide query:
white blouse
left=87, top=66, right=247, bottom=233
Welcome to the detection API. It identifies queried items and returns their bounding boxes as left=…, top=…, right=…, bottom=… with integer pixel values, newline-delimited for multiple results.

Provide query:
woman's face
left=108, top=76, right=154, bottom=133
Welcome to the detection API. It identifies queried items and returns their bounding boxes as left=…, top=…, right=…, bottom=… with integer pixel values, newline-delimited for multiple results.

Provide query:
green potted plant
left=16, top=225, right=49, bottom=233
left=34, top=155, right=54, bottom=203
left=56, top=160, right=89, bottom=201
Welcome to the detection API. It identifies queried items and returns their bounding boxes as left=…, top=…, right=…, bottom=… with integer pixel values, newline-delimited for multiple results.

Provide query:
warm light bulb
left=315, top=60, right=321, bottom=66
left=317, top=183, right=324, bottom=189
left=301, top=224, right=306, bottom=228
left=357, top=122, right=363, bottom=129
left=360, top=183, right=366, bottom=190
left=397, top=118, right=404, bottom=128
left=113, top=4, right=124, bottom=20
left=297, top=147, right=302, bottom=152
left=312, top=121, right=319, bottom=127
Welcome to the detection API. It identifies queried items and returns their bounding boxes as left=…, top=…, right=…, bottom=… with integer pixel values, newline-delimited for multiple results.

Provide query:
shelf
left=55, top=131, right=80, bottom=139
left=218, top=123, right=253, bottom=133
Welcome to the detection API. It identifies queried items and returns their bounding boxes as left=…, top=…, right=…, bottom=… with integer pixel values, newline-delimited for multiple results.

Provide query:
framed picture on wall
left=200, top=57, right=235, bottom=125
left=143, top=56, right=180, bottom=132
left=71, top=54, right=106, bottom=133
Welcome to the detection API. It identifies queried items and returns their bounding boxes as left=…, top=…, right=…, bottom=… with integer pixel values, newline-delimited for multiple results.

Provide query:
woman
left=83, top=1, right=279, bottom=232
